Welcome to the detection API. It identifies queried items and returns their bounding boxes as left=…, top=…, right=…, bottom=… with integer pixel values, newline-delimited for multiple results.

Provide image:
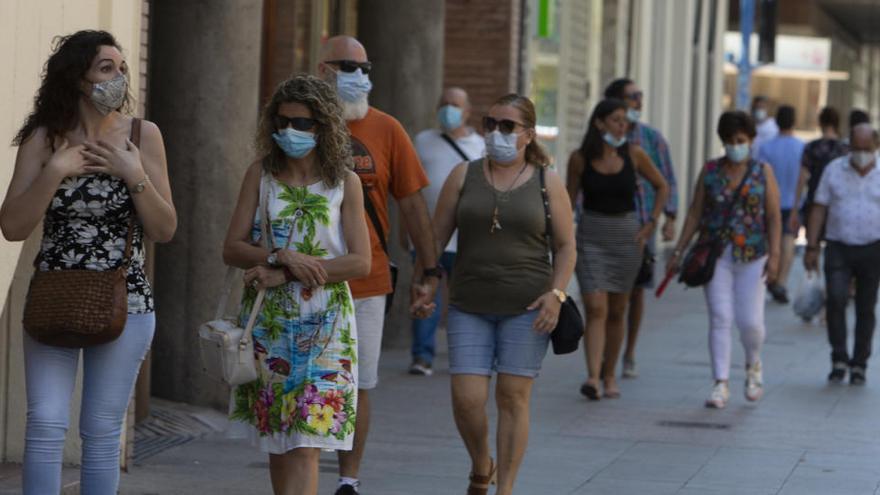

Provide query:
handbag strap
left=538, top=166, right=553, bottom=259
left=362, top=184, right=389, bottom=256
left=440, top=133, right=471, bottom=162
left=718, top=158, right=756, bottom=233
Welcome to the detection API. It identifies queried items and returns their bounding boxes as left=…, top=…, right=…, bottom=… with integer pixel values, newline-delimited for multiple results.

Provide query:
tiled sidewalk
left=9, top=262, right=880, bottom=494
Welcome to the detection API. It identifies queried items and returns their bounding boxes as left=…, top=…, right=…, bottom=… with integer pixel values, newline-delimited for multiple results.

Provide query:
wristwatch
left=551, top=288, right=567, bottom=303
left=267, top=249, right=281, bottom=267
left=130, top=175, right=150, bottom=194
left=423, top=266, right=443, bottom=280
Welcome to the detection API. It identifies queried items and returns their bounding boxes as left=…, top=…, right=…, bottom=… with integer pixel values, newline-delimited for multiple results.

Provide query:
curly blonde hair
left=256, top=74, right=353, bottom=187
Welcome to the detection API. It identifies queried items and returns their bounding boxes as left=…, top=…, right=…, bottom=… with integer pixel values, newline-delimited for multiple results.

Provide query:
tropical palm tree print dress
left=232, top=173, right=358, bottom=454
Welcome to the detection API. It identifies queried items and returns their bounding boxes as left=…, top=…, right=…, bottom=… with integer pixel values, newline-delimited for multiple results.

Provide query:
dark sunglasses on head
left=482, top=116, right=524, bottom=135
left=624, top=90, right=643, bottom=101
left=274, top=116, right=317, bottom=131
left=326, top=59, right=372, bottom=75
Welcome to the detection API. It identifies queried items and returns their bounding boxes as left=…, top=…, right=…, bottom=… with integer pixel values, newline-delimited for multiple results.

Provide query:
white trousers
left=703, top=246, right=767, bottom=380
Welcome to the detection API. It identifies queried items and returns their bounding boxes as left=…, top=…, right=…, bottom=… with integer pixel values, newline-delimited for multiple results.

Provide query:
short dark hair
left=818, top=107, right=840, bottom=131
left=604, top=78, right=634, bottom=100
left=751, top=95, right=768, bottom=110
left=776, top=105, right=796, bottom=130
left=717, top=110, right=757, bottom=142
left=850, top=109, right=870, bottom=128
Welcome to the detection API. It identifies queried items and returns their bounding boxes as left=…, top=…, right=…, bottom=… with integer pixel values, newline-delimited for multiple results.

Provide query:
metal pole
left=736, top=0, right=754, bottom=110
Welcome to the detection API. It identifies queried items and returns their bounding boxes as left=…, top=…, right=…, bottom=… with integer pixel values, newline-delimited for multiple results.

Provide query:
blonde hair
left=255, top=74, right=353, bottom=187
left=491, top=93, right=551, bottom=167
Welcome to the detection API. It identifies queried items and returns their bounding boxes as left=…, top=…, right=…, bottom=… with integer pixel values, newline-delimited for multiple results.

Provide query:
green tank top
left=449, top=160, right=552, bottom=315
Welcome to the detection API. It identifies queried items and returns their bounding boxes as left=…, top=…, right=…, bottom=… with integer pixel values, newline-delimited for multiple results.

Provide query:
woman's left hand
left=527, top=292, right=562, bottom=334
left=80, top=138, right=145, bottom=187
left=244, top=266, right=287, bottom=291
left=635, top=222, right=655, bottom=244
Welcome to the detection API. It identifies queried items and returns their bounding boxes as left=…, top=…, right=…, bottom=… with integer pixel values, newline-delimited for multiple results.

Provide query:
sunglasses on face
left=274, top=116, right=317, bottom=131
left=326, top=59, right=373, bottom=75
left=624, top=91, right=643, bottom=102
left=482, top=116, right=525, bottom=135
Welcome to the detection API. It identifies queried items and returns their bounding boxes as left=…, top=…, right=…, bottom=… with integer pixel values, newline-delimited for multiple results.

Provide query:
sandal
left=467, top=457, right=496, bottom=495
left=603, top=381, right=621, bottom=399
left=580, top=382, right=600, bottom=401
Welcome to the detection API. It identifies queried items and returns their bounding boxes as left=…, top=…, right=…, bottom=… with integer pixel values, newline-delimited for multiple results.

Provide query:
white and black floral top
left=38, top=174, right=153, bottom=314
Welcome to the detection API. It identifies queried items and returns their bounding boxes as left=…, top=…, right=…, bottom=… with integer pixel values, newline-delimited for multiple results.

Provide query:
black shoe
left=580, top=382, right=600, bottom=401
left=828, top=362, right=847, bottom=383
left=335, top=484, right=358, bottom=495
left=850, top=366, right=866, bottom=386
left=768, top=284, right=789, bottom=304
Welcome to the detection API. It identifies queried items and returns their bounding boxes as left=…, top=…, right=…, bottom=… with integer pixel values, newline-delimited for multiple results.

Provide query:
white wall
left=0, top=0, right=145, bottom=463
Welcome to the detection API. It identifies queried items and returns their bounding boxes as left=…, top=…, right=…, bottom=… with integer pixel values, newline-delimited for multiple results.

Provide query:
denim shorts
left=447, top=306, right=550, bottom=378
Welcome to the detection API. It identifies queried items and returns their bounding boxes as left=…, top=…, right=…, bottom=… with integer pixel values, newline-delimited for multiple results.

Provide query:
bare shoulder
left=344, top=169, right=363, bottom=188
left=629, top=144, right=651, bottom=164
left=567, top=149, right=584, bottom=166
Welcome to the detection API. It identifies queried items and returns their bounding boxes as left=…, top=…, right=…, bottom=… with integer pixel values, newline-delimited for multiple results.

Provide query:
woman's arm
left=223, top=162, right=271, bottom=269
left=667, top=166, right=708, bottom=272
left=527, top=167, right=576, bottom=333
left=80, top=120, right=177, bottom=242
left=565, top=151, right=584, bottom=210
left=0, top=128, right=90, bottom=241
left=763, top=163, right=783, bottom=283
left=430, top=162, right=468, bottom=260
left=318, top=171, right=371, bottom=283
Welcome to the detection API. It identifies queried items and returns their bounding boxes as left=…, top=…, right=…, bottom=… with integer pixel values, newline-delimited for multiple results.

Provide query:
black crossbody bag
left=538, top=168, right=585, bottom=355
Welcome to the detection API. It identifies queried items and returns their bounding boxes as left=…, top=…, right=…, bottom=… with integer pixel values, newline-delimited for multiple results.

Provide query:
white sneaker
left=745, top=361, right=764, bottom=402
left=622, top=359, right=639, bottom=379
left=705, top=381, right=730, bottom=409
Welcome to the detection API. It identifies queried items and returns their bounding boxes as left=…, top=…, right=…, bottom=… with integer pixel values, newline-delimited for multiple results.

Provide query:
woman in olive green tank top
left=430, top=94, right=576, bottom=495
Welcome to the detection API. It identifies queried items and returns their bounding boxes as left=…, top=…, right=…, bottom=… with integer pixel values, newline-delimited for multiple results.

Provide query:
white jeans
left=703, top=247, right=767, bottom=380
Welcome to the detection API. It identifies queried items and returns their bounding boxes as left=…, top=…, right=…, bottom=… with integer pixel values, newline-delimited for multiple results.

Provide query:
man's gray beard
left=343, top=97, right=369, bottom=121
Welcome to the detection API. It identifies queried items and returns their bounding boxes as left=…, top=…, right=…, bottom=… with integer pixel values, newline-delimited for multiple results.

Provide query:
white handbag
left=198, top=173, right=276, bottom=386
left=198, top=268, right=265, bottom=386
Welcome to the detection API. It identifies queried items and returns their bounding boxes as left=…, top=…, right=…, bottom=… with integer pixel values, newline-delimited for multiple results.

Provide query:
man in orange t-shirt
left=319, top=35, right=439, bottom=495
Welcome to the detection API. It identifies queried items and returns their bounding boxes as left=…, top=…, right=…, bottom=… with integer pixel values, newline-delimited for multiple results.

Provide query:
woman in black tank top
left=565, top=99, right=669, bottom=400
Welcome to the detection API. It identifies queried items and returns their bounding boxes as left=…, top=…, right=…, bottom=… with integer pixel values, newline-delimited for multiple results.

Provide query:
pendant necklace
left=489, top=160, right=529, bottom=234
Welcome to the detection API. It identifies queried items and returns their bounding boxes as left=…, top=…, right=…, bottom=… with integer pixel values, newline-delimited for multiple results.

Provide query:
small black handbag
left=538, top=168, right=585, bottom=355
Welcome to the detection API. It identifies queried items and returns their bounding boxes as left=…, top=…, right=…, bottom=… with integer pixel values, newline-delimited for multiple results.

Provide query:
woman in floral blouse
left=223, top=75, right=370, bottom=495
left=667, top=111, right=781, bottom=409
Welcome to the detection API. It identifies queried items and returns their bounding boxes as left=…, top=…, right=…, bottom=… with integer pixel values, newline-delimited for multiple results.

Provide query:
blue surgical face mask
left=724, top=143, right=750, bottom=163
left=485, top=130, right=521, bottom=163
left=335, top=68, right=372, bottom=103
left=437, top=105, right=463, bottom=131
left=602, top=132, right=627, bottom=148
left=272, top=128, right=317, bottom=158
left=754, top=109, right=768, bottom=122
left=626, top=108, right=641, bottom=123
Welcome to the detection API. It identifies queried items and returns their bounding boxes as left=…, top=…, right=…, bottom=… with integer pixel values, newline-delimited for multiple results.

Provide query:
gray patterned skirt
left=575, top=210, right=642, bottom=294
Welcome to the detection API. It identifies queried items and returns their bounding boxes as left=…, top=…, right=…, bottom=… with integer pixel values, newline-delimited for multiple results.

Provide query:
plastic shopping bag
left=793, top=271, right=825, bottom=322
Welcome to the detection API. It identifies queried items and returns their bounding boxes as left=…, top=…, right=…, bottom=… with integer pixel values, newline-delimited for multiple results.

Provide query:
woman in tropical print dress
left=223, top=75, right=370, bottom=495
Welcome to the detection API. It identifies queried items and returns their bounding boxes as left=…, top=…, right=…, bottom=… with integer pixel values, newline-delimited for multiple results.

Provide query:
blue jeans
left=411, top=251, right=456, bottom=364
left=447, top=306, right=549, bottom=378
left=23, top=312, right=155, bottom=495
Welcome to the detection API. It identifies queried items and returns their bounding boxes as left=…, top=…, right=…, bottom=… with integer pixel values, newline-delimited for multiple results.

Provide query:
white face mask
left=754, top=109, right=768, bottom=122
left=851, top=151, right=876, bottom=170
left=485, top=130, right=521, bottom=163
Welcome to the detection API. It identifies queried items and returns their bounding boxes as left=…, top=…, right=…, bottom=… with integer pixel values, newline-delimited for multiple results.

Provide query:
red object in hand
left=655, top=270, right=676, bottom=298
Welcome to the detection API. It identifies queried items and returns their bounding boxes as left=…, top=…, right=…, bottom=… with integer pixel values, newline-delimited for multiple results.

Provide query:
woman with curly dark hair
left=0, top=30, right=176, bottom=494
left=222, top=74, right=370, bottom=495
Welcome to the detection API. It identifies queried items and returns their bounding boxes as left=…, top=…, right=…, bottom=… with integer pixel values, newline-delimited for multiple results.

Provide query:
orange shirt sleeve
left=388, top=117, right=429, bottom=200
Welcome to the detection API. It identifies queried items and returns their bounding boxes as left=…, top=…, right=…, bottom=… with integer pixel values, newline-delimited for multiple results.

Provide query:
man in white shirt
left=805, top=123, right=880, bottom=386
left=405, top=87, right=485, bottom=376
left=752, top=95, right=779, bottom=154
